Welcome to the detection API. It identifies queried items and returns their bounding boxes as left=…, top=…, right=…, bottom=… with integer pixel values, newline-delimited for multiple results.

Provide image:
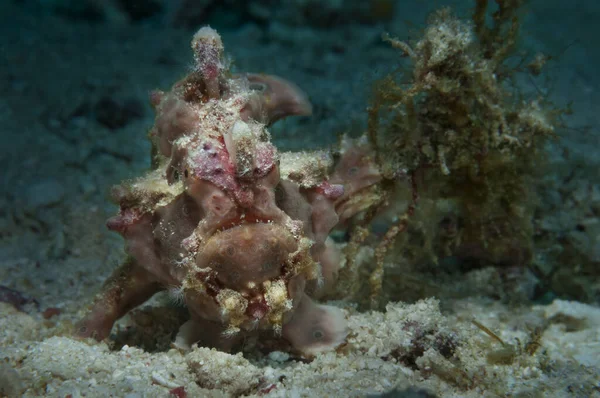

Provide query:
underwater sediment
left=0, top=1, right=599, bottom=396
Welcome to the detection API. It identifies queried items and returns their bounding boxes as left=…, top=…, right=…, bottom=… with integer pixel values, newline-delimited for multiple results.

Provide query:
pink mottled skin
left=76, top=27, right=381, bottom=357
left=330, top=137, right=383, bottom=224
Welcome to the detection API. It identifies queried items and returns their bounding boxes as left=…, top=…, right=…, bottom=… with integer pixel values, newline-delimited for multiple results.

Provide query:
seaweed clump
left=358, top=0, right=564, bottom=306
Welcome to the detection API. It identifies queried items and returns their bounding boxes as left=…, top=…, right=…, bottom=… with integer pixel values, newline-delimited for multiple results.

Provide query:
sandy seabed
left=1, top=293, right=599, bottom=397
